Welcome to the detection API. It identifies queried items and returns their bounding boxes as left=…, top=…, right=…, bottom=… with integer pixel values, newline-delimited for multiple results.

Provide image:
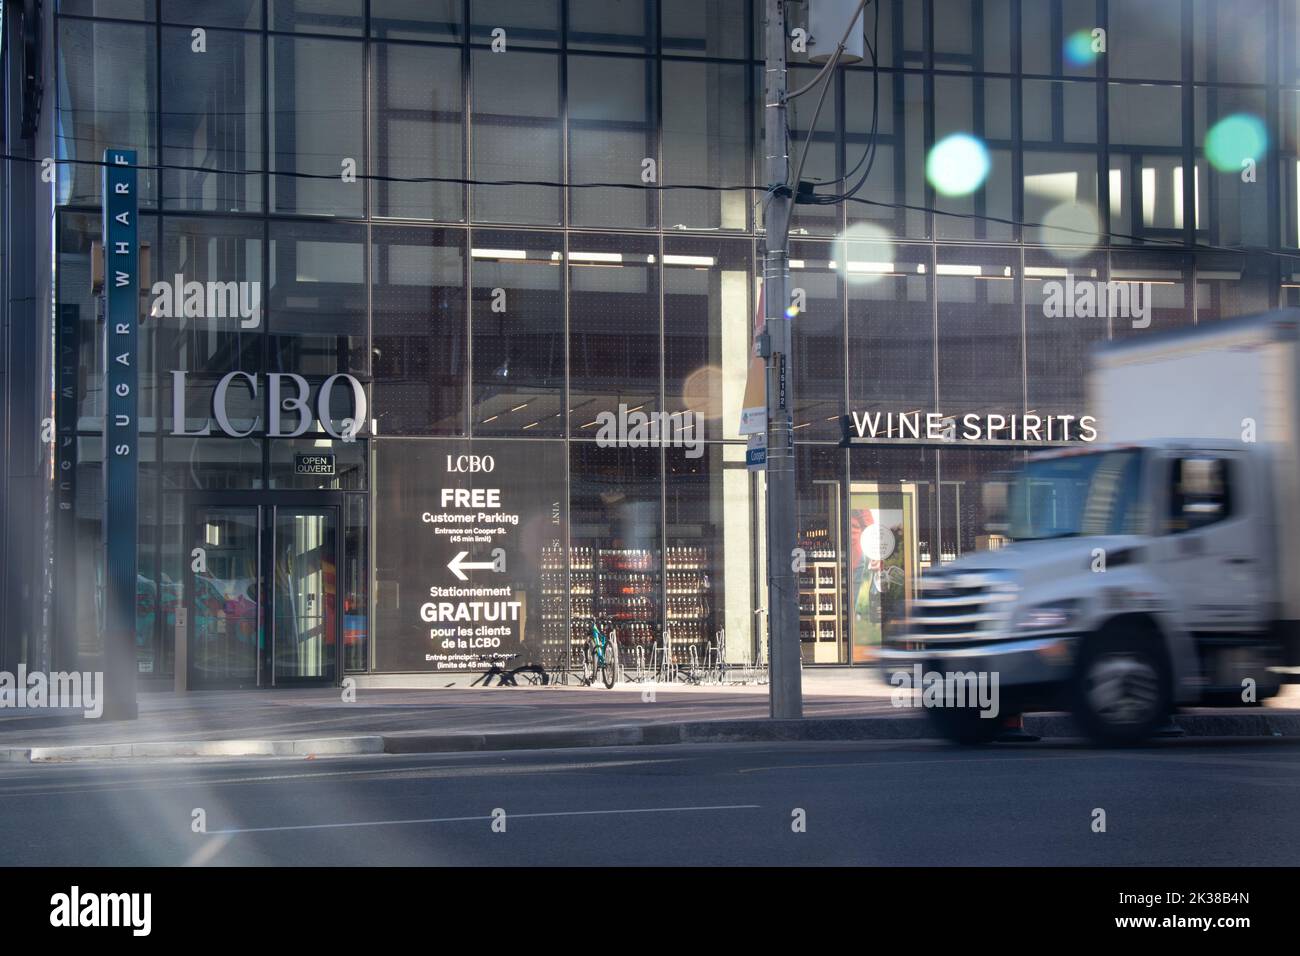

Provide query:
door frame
left=187, top=491, right=345, bottom=689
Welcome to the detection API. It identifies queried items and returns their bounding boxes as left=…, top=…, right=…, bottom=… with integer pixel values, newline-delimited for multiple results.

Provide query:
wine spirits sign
left=841, top=410, right=1098, bottom=446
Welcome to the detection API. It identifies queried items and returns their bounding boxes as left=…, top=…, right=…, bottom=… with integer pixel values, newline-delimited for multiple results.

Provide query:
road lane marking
left=209, top=804, right=761, bottom=835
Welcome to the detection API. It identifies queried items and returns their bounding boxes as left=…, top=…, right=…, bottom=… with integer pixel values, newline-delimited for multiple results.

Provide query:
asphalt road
left=2, top=738, right=1298, bottom=866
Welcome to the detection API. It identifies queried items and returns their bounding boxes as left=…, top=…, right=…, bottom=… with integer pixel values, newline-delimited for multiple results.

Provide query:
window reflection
left=1109, top=250, right=1192, bottom=338
left=159, top=217, right=264, bottom=376
left=569, top=0, right=657, bottom=53
left=1022, top=0, right=1099, bottom=78
left=1194, top=0, right=1267, bottom=84
left=568, top=55, right=658, bottom=229
left=270, top=0, right=364, bottom=36
left=1194, top=252, right=1273, bottom=325
left=932, top=0, right=1012, bottom=73
left=163, top=1, right=262, bottom=29
left=845, top=71, right=927, bottom=239
left=663, top=0, right=747, bottom=59
left=1023, top=80, right=1100, bottom=245
left=789, top=242, right=844, bottom=440
left=162, top=28, right=264, bottom=213
left=1195, top=88, right=1270, bottom=248
left=471, top=49, right=562, bottom=224
left=471, top=232, right=565, bottom=436
left=372, top=226, right=466, bottom=434
left=933, top=76, right=1013, bottom=241
left=269, top=36, right=365, bottom=216
left=57, top=19, right=157, bottom=207
left=1023, top=249, right=1105, bottom=418
left=663, top=237, right=750, bottom=440
left=469, top=0, right=561, bottom=48
left=1110, top=0, right=1183, bottom=81
left=1109, top=83, right=1185, bottom=243
left=662, top=61, right=749, bottom=231
left=847, top=244, right=932, bottom=420
left=268, top=221, right=367, bottom=375
left=936, top=246, right=1021, bottom=415
left=370, top=0, right=462, bottom=40
left=569, top=233, right=660, bottom=434
left=373, top=43, right=464, bottom=222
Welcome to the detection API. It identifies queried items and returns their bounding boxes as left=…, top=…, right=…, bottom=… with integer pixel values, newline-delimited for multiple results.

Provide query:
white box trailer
left=1090, top=310, right=1300, bottom=624
left=880, top=310, right=1300, bottom=744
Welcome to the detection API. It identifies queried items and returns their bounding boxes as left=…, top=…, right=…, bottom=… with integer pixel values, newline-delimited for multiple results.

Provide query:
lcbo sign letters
left=171, top=370, right=367, bottom=440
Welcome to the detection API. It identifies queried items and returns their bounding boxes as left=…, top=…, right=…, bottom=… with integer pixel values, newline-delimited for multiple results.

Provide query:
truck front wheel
left=1071, top=629, right=1172, bottom=745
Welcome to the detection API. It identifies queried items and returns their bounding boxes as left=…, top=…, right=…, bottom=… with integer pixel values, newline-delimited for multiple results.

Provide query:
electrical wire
left=787, top=0, right=873, bottom=194
left=810, top=0, right=882, bottom=203
left=4, top=151, right=1297, bottom=262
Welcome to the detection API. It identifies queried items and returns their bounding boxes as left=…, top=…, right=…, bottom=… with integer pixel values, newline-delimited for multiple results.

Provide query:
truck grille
left=901, top=572, right=1017, bottom=645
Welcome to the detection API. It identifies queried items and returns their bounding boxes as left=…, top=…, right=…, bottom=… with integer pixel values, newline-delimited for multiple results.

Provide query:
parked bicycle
left=578, top=618, right=619, bottom=689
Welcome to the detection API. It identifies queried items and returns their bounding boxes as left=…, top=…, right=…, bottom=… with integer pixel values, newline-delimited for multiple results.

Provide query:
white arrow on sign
left=447, top=551, right=500, bottom=581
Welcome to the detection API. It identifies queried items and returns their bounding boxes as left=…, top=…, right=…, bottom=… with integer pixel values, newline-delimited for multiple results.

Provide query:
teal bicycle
left=579, top=618, right=619, bottom=689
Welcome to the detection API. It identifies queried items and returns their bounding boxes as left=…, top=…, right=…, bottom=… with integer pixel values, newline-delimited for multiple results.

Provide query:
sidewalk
left=2, top=675, right=1298, bottom=761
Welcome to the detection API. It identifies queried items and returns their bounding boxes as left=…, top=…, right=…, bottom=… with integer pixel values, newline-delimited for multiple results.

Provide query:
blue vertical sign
left=102, top=149, right=139, bottom=719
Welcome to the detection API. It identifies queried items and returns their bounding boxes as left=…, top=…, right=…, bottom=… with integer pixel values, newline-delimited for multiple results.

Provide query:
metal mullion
left=363, top=1, right=373, bottom=223
left=1011, top=0, right=1024, bottom=245
left=1267, top=0, right=1282, bottom=269
left=561, top=0, right=571, bottom=231
left=1182, top=0, right=1195, bottom=250
left=1096, top=0, right=1111, bottom=250
left=261, top=3, right=271, bottom=490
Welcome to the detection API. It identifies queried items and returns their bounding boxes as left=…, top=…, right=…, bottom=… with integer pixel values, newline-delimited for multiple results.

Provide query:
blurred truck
left=879, top=309, right=1300, bottom=744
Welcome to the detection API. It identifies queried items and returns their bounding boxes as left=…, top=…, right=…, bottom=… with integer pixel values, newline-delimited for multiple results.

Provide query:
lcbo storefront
left=7, top=1, right=1299, bottom=689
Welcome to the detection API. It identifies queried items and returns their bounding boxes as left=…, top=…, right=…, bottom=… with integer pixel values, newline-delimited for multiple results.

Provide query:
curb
left=381, top=710, right=1300, bottom=754
left=21, top=736, right=385, bottom=762
left=5, top=711, right=1300, bottom=762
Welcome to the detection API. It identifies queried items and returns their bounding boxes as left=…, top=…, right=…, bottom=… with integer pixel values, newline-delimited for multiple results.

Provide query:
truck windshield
left=1007, top=450, right=1146, bottom=541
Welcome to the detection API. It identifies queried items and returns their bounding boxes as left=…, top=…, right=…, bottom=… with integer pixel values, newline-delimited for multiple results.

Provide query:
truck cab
left=879, top=439, right=1284, bottom=744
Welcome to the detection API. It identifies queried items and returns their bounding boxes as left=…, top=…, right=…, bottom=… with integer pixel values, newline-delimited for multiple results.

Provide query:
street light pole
left=762, top=0, right=802, bottom=720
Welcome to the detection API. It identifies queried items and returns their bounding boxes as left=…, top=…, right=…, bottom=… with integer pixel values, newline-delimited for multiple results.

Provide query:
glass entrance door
left=191, top=507, right=262, bottom=687
left=271, top=508, right=338, bottom=684
left=189, top=503, right=340, bottom=688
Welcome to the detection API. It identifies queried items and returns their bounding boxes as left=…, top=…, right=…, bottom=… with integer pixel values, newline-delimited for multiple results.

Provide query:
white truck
left=879, top=309, right=1300, bottom=744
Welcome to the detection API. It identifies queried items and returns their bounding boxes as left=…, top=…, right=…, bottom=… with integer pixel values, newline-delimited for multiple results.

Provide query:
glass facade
left=41, top=0, right=1300, bottom=678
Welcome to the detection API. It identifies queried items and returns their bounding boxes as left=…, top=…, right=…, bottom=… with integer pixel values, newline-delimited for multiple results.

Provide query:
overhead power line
left=3, top=151, right=1295, bottom=262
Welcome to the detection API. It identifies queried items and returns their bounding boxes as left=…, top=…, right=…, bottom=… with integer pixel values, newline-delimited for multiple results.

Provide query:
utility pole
left=761, top=0, right=865, bottom=718
left=761, top=0, right=802, bottom=720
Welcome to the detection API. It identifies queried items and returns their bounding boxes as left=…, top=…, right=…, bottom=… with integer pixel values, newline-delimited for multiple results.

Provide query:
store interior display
left=538, top=543, right=716, bottom=670
left=797, top=526, right=843, bottom=664
left=798, top=481, right=845, bottom=664
left=663, top=545, right=712, bottom=664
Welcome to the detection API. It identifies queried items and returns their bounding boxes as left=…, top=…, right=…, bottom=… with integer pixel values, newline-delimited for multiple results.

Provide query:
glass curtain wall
left=51, top=0, right=1299, bottom=671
